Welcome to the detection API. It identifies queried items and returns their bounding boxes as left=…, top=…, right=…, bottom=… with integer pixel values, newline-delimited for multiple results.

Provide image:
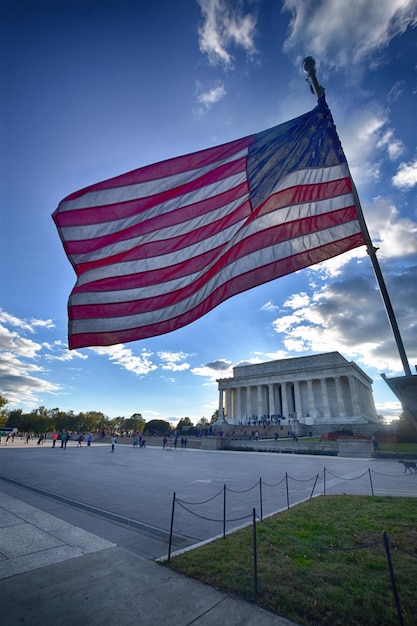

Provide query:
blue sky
left=1, top=0, right=416, bottom=424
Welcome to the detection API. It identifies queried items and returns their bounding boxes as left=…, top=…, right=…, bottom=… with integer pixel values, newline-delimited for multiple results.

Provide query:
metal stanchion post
left=168, top=492, right=176, bottom=560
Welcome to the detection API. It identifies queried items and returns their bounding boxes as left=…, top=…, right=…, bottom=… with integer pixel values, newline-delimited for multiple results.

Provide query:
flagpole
left=303, top=57, right=412, bottom=377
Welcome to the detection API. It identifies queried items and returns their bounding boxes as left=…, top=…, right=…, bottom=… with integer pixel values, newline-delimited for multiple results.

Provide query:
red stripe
left=68, top=232, right=365, bottom=348
left=75, top=197, right=251, bottom=276
left=257, top=177, right=352, bottom=216
left=66, top=177, right=352, bottom=276
left=55, top=155, right=249, bottom=229
left=70, top=204, right=352, bottom=294
left=65, top=180, right=249, bottom=258
left=55, top=136, right=253, bottom=207
left=67, top=182, right=248, bottom=265
left=70, top=207, right=359, bottom=319
left=72, top=245, right=224, bottom=293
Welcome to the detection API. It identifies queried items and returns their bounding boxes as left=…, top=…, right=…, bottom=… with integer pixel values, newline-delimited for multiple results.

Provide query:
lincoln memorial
left=217, top=352, right=378, bottom=434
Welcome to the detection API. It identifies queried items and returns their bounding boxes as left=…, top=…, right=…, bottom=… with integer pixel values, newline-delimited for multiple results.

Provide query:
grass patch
left=164, top=495, right=417, bottom=626
left=379, top=442, right=417, bottom=455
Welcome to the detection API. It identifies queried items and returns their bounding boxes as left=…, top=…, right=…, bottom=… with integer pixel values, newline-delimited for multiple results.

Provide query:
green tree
left=0, top=394, right=8, bottom=427
left=77, top=411, right=108, bottom=433
left=144, top=419, right=171, bottom=436
left=109, top=416, right=126, bottom=434
left=125, top=413, right=146, bottom=433
left=6, top=408, right=23, bottom=430
left=11, top=411, right=47, bottom=434
left=50, top=408, right=74, bottom=432
left=176, top=417, right=194, bottom=433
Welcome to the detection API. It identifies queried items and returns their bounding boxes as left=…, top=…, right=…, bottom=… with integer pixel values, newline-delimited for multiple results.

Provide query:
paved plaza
left=0, top=439, right=416, bottom=625
left=1, top=438, right=416, bottom=560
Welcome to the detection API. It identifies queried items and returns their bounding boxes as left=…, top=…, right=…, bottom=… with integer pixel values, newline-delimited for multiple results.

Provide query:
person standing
left=87, top=433, right=92, bottom=447
left=111, top=435, right=117, bottom=452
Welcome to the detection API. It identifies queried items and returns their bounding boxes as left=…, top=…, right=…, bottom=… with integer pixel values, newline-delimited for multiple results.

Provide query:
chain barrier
left=168, top=466, right=415, bottom=557
left=226, top=480, right=260, bottom=494
left=175, top=488, right=224, bottom=506
left=390, top=542, right=417, bottom=560
left=261, top=475, right=287, bottom=488
left=176, top=499, right=252, bottom=524
left=325, top=468, right=370, bottom=480
left=288, top=474, right=319, bottom=483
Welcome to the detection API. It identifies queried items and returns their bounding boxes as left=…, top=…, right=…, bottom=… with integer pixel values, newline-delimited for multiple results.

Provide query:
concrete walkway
left=0, top=491, right=297, bottom=625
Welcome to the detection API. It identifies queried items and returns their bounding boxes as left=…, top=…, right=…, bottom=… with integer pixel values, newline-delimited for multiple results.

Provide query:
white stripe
left=73, top=193, right=354, bottom=287
left=60, top=163, right=348, bottom=242
left=271, top=163, right=350, bottom=194
left=71, top=194, right=249, bottom=265
left=75, top=222, right=245, bottom=287
left=71, top=221, right=363, bottom=334
left=59, top=148, right=249, bottom=212
left=71, top=270, right=202, bottom=305
left=61, top=171, right=247, bottom=243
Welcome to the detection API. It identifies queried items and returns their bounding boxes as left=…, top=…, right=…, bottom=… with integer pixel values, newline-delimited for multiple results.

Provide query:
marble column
left=307, top=380, right=315, bottom=416
left=218, top=389, right=224, bottom=420
left=335, top=377, right=346, bottom=417
left=321, top=378, right=331, bottom=418
left=294, top=381, right=302, bottom=418
left=236, top=386, right=242, bottom=422
left=246, top=387, right=251, bottom=421
left=281, top=382, right=288, bottom=417
left=257, top=385, right=263, bottom=418
left=226, top=389, right=232, bottom=420
left=349, top=376, right=361, bottom=416
left=268, top=384, right=275, bottom=417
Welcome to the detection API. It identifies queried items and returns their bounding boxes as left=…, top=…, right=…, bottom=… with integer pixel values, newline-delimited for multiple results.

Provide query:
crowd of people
left=162, top=434, right=188, bottom=449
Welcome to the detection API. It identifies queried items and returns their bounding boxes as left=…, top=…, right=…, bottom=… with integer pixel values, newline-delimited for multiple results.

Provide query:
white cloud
left=375, top=400, right=402, bottom=421
left=0, top=320, right=61, bottom=406
left=339, top=105, right=397, bottom=185
left=283, top=0, right=417, bottom=67
left=260, top=300, right=279, bottom=312
left=30, top=317, right=55, bottom=329
left=283, top=292, right=310, bottom=310
left=387, top=80, right=405, bottom=103
left=392, top=158, right=417, bottom=189
left=377, top=129, right=405, bottom=160
left=90, top=345, right=157, bottom=376
left=364, top=196, right=417, bottom=257
left=192, top=358, right=233, bottom=381
left=291, top=101, right=402, bottom=194
left=197, top=0, right=258, bottom=67
left=0, top=309, right=38, bottom=334
left=197, top=83, right=226, bottom=108
left=264, top=350, right=289, bottom=361
left=158, top=351, right=191, bottom=372
left=271, top=263, right=417, bottom=375
left=44, top=340, right=88, bottom=362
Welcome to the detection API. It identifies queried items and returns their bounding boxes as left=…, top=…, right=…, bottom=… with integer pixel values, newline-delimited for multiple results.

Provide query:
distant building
left=216, top=352, right=378, bottom=435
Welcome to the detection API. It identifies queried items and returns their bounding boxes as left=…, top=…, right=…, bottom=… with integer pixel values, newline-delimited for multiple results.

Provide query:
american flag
left=53, top=96, right=365, bottom=349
